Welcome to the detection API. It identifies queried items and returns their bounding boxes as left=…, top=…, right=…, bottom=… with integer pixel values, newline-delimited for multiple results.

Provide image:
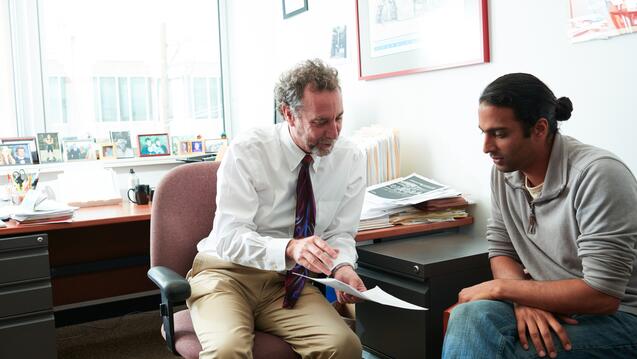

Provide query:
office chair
left=147, top=161, right=297, bottom=358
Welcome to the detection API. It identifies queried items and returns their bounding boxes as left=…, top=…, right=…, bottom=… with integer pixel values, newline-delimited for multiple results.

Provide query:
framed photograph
left=282, top=0, right=308, bottom=19
left=36, top=132, right=64, bottom=163
left=171, top=136, right=191, bottom=155
left=110, top=131, right=135, bottom=159
left=63, top=139, right=95, bottom=161
left=179, top=141, right=191, bottom=155
left=191, top=140, right=204, bottom=153
left=355, top=0, right=490, bottom=80
left=204, top=138, right=228, bottom=154
left=100, top=143, right=116, bottom=160
left=1, top=137, right=39, bottom=164
left=138, top=133, right=170, bottom=157
left=0, top=145, right=15, bottom=166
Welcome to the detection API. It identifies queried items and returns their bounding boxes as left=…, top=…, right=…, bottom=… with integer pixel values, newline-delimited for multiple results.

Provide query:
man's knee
left=448, top=300, right=511, bottom=330
left=199, top=333, right=252, bottom=359
left=331, top=328, right=362, bottom=358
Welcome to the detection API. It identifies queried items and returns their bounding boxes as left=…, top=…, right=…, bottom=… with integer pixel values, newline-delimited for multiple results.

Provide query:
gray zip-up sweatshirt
left=487, top=134, right=637, bottom=315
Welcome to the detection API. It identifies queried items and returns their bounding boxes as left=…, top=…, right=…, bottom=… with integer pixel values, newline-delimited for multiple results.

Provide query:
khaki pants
left=186, top=253, right=362, bottom=359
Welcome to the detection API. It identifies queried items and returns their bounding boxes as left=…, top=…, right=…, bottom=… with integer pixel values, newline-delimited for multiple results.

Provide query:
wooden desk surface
left=0, top=202, right=151, bottom=236
left=0, top=201, right=472, bottom=240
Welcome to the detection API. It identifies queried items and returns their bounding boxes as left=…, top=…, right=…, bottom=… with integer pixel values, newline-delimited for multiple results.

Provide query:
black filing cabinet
left=356, top=232, right=491, bottom=359
left=0, top=233, right=56, bottom=359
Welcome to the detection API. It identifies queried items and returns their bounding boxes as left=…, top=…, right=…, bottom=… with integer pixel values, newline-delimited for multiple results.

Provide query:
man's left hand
left=333, top=265, right=366, bottom=303
left=458, top=279, right=501, bottom=303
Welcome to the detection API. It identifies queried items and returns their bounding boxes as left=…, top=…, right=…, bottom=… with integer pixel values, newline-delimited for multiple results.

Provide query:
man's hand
left=458, top=279, right=500, bottom=303
left=285, top=235, right=339, bottom=276
left=514, top=304, right=577, bottom=358
left=333, top=265, right=366, bottom=303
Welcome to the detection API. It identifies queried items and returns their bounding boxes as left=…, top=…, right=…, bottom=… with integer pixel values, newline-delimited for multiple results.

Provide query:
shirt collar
left=278, top=123, right=322, bottom=172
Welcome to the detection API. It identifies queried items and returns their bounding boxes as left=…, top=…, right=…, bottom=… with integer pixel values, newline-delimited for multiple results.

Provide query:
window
left=2, top=0, right=225, bottom=143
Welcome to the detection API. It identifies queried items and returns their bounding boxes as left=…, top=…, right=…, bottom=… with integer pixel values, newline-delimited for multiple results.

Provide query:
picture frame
left=0, top=144, right=33, bottom=166
left=191, top=140, right=204, bottom=154
left=282, top=0, right=308, bottom=19
left=204, top=138, right=228, bottom=154
left=100, top=143, right=116, bottom=160
left=355, top=0, right=490, bottom=80
left=178, top=140, right=191, bottom=155
left=36, top=132, right=64, bottom=163
left=1, top=137, right=39, bottom=164
left=138, top=133, right=170, bottom=157
left=63, top=139, right=95, bottom=161
left=110, top=131, right=135, bottom=159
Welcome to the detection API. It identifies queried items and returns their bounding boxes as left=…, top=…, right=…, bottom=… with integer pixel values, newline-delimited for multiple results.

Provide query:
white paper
left=294, top=273, right=427, bottom=311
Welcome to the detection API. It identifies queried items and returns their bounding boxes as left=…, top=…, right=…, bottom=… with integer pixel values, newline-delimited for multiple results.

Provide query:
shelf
left=355, top=216, right=473, bottom=242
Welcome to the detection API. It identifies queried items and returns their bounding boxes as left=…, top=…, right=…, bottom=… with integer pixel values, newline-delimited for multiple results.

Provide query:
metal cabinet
left=356, top=232, right=492, bottom=359
left=0, top=233, right=56, bottom=359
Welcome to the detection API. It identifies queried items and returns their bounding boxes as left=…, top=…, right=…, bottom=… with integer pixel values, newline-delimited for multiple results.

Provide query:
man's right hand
left=285, top=235, right=339, bottom=276
left=513, top=303, right=577, bottom=358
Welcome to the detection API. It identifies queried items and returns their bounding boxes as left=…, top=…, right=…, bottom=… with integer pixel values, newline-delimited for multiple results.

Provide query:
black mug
left=128, top=184, right=151, bottom=205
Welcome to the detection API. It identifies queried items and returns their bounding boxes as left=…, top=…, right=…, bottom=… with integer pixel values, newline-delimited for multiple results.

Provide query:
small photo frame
left=171, top=136, right=191, bottom=155
left=36, top=132, right=64, bottom=163
left=110, top=131, right=135, bottom=159
left=0, top=144, right=18, bottom=166
left=1, top=137, right=38, bottom=164
left=63, top=139, right=95, bottom=161
left=138, top=133, right=170, bottom=157
left=191, top=140, right=204, bottom=153
left=204, top=138, right=228, bottom=154
left=282, top=0, right=308, bottom=19
left=179, top=141, right=191, bottom=155
left=100, top=143, right=116, bottom=160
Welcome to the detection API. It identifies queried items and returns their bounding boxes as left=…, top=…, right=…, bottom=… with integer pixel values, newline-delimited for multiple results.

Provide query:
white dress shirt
left=197, top=123, right=366, bottom=272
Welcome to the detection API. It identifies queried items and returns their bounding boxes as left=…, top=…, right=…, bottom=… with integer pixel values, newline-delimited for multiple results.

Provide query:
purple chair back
left=150, top=161, right=219, bottom=275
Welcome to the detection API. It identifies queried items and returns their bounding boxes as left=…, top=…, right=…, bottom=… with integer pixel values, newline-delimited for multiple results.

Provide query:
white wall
left=223, top=0, right=637, bottom=239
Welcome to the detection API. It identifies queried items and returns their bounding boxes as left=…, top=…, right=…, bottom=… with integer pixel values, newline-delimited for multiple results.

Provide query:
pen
left=31, top=170, right=40, bottom=189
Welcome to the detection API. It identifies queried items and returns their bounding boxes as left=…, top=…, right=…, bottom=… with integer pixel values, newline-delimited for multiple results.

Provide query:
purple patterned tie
left=283, top=154, right=315, bottom=309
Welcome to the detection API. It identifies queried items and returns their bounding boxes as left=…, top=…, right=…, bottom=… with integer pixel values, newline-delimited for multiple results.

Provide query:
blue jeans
left=442, top=300, right=637, bottom=358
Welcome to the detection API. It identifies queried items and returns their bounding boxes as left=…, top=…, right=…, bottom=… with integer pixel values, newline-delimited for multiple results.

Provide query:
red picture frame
left=355, top=0, right=490, bottom=80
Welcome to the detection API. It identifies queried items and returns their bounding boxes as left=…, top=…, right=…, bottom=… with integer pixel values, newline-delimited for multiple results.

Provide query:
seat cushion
left=164, top=310, right=298, bottom=359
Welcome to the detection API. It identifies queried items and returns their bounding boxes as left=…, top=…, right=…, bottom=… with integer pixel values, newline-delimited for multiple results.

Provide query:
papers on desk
left=294, top=273, right=427, bottom=311
left=361, top=173, right=461, bottom=220
left=10, top=188, right=77, bottom=224
left=359, top=173, right=469, bottom=231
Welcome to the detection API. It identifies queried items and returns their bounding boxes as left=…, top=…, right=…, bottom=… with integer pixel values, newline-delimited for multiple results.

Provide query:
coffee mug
left=128, top=184, right=151, bottom=205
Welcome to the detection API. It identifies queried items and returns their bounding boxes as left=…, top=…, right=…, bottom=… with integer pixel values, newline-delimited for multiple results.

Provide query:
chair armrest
left=147, top=266, right=191, bottom=303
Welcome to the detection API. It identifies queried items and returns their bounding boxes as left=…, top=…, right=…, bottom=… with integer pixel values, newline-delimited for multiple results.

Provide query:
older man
left=187, top=59, right=366, bottom=358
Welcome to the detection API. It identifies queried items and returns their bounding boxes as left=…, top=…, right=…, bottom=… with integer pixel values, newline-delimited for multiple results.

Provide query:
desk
left=0, top=203, right=153, bottom=320
left=0, top=203, right=471, bottom=323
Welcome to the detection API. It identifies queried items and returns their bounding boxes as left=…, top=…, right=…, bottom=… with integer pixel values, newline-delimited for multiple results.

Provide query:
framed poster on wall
left=355, top=0, right=490, bottom=80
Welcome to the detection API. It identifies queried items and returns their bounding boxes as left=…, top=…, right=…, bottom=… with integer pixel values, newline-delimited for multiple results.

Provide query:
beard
left=310, top=139, right=336, bottom=157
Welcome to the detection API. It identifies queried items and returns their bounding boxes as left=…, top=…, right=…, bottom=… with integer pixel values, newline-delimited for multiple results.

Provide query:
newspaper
left=361, top=173, right=461, bottom=220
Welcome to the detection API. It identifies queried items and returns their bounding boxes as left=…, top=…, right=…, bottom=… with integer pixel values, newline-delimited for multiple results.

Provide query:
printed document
left=294, top=273, right=427, bottom=311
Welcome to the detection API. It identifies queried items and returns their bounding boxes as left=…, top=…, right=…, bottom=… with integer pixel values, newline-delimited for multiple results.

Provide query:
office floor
left=56, top=310, right=382, bottom=359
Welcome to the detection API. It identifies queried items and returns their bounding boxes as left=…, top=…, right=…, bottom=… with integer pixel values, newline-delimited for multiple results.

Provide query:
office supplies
left=31, top=169, right=40, bottom=189
left=12, top=169, right=27, bottom=190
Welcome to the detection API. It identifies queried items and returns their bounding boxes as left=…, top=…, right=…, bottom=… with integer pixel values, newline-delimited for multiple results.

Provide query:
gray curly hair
left=274, top=59, right=340, bottom=118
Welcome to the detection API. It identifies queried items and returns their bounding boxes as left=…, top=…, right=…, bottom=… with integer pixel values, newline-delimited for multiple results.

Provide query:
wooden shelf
left=355, top=217, right=473, bottom=242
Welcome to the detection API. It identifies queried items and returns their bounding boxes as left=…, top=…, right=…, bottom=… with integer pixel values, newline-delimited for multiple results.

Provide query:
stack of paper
left=359, top=173, right=467, bottom=230
left=10, top=188, right=77, bottom=224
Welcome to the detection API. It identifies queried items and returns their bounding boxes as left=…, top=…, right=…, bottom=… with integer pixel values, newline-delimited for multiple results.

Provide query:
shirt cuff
left=266, top=237, right=292, bottom=271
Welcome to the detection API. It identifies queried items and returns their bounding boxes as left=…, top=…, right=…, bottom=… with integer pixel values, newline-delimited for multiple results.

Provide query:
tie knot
left=301, top=154, right=313, bottom=166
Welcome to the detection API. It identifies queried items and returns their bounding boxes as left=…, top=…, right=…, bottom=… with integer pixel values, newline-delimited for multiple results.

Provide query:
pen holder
left=8, top=185, right=27, bottom=205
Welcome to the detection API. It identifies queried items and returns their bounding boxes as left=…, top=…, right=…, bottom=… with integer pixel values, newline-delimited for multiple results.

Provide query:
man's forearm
left=495, top=277, right=619, bottom=315
left=490, top=255, right=527, bottom=280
